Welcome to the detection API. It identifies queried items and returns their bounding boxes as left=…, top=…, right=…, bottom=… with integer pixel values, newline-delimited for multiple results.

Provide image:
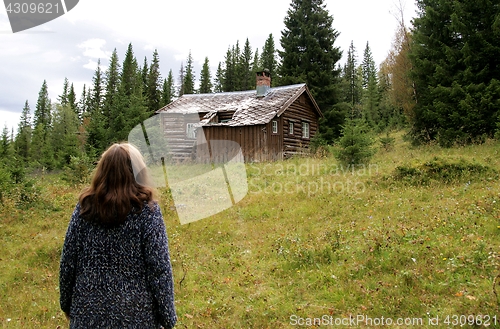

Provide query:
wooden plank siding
left=160, top=113, right=207, bottom=161
left=197, top=125, right=271, bottom=162
left=281, top=94, right=320, bottom=158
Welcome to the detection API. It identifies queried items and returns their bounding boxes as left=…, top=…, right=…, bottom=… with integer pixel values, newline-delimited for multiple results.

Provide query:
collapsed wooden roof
left=156, top=83, right=323, bottom=127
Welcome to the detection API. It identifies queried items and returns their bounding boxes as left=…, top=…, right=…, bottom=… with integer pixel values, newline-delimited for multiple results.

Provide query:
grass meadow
left=1, top=131, right=500, bottom=328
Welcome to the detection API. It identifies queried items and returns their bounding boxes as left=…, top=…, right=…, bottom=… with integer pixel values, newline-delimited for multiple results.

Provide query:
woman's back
left=59, top=143, right=177, bottom=329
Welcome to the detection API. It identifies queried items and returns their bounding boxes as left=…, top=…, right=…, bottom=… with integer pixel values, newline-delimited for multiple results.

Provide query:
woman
left=59, top=143, right=177, bottom=328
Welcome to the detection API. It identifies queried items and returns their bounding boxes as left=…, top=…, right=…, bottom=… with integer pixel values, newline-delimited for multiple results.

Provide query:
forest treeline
left=1, top=0, right=500, bottom=184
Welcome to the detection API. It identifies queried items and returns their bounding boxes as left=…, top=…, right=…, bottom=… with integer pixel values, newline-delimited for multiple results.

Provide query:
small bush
left=0, top=166, right=11, bottom=204
left=63, top=154, right=95, bottom=185
left=15, top=179, right=42, bottom=207
left=335, top=118, right=376, bottom=166
left=380, top=133, right=396, bottom=151
left=392, top=157, right=497, bottom=185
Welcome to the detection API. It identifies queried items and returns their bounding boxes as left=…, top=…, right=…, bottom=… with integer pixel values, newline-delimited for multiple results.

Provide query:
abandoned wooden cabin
left=155, top=71, right=323, bottom=162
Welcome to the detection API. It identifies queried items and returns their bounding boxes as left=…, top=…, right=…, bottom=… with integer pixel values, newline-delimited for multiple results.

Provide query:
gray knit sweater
left=59, top=202, right=177, bottom=329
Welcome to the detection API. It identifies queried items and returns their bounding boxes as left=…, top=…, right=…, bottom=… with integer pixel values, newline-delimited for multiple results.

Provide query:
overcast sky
left=0, top=0, right=417, bottom=135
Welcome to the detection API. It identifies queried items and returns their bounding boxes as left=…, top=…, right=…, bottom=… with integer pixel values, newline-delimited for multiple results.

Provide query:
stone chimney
left=256, top=69, right=271, bottom=97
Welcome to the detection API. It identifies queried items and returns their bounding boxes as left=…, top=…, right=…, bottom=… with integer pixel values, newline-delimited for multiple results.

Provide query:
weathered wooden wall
left=160, top=113, right=206, bottom=161
left=281, top=93, right=320, bottom=158
left=197, top=124, right=275, bottom=162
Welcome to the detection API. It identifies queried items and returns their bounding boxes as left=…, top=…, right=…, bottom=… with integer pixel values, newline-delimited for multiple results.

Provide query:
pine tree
left=89, top=59, right=104, bottom=115
left=147, top=49, right=162, bottom=112
left=214, top=62, right=224, bottom=93
left=199, top=57, right=213, bottom=94
left=343, top=41, right=361, bottom=107
left=141, top=56, right=149, bottom=96
left=183, top=51, right=195, bottom=94
left=240, top=39, right=253, bottom=90
left=410, top=0, right=500, bottom=145
left=86, top=59, right=106, bottom=154
left=335, top=118, right=375, bottom=166
left=260, top=34, right=277, bottom=84
left=107, top=47, right=149, bottom=144
left=361, top=42, right=377, bottom=89
left=0, top=125, right=11, bottom=159
left=34, top=80, right=51, bottom=128
left=361, top=42, right=379, bottom=126
left=232, top=42, right=243, bottom=91
left=103, top=49, right=121, bottom=137
left=278, top=0, right=342, bottom=111
left=252, top=48, right=261, bottom=75
left=178, top=62, right=185, bottom=97
left=122, top=43, right=138, bottom=97
left=58, top=77, right=69, bottom=106
left=68, top=83, right=77, bottom=113
left=15, top=100, right=32, bottom=160
left=77, top=84, right=91, bottom=123
left=223, top=48, right=235, bottom=92
left=51, top=104, right=80, bottom=167
left=161, top=69, right=175, bottom=106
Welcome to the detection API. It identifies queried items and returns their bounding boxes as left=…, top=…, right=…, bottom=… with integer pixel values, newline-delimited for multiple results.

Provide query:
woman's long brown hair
left=79, top=143, right=155, bottom=226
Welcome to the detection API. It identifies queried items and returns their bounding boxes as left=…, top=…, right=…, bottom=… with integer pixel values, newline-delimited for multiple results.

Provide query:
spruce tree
left=240, top=39, right=253, bottom=90
left=361, top=42, right=377, bottom=89
left=51, top=104, right=80, bottom=167
left=89, top=59, right=104, bottom=115
left=58, top=77, right=69, bottom=106
left=147, top=49, right=162, bottom=112
left=260, top=34, right=277, bottom=84
left=410, top=0, right=500, bottom=145
left=68, top=83, right=77, bottom=113
left=232, top=42, right=243, bottom=91
left=361, top=42, right=379, bottom=126
left=15, top=100, right=32, bottom=160
left=335, top=118, right=375, bottom=166
left=122, top=43, right=138, bottom=97
left=343, top=41, right=361, bottom=107
left=103, top=49, right=121, bottom=138
left=214, top=62, right=224, bottom=93
left=183, top=51, right=195, bottom=95
left=251, top=48, right=261, bottom=75
left=77, top=84, right=87, bottom=123
left=161, top=70, right=175, bottom=106
left=278, top=0, right=342, bottom=111
left=199, top=57, right=213, bottom=94
left=1, top=125, right=11, bottom=159
left=141, top=56, right=149, bottom=96
left=223, top=48, right=235, bottom=92
left=178, top=62, right=185, bottom=96
left=86, top=59, right=106, bottom=154
left=34, top=80, right=51, bottom=128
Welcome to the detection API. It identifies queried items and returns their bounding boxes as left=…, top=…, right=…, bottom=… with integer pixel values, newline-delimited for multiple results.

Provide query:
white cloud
left=83, top=59, right=99, bottom=70
left=77, top=38, right=111, bottom=59
left=0, top=109, right=21, bottom=135
left=41, top=50, right=66, bottom=63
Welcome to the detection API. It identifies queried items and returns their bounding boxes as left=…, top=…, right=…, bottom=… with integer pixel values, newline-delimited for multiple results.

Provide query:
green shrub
left=380, top=133, right=396, bottom=151
left=335, top=118, right=376, bottom=166
left=392, top=157, right=497, bottom=185
left=0, top=165, right=11, bottom=204
left=63, top=154, right=95, bottom=185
